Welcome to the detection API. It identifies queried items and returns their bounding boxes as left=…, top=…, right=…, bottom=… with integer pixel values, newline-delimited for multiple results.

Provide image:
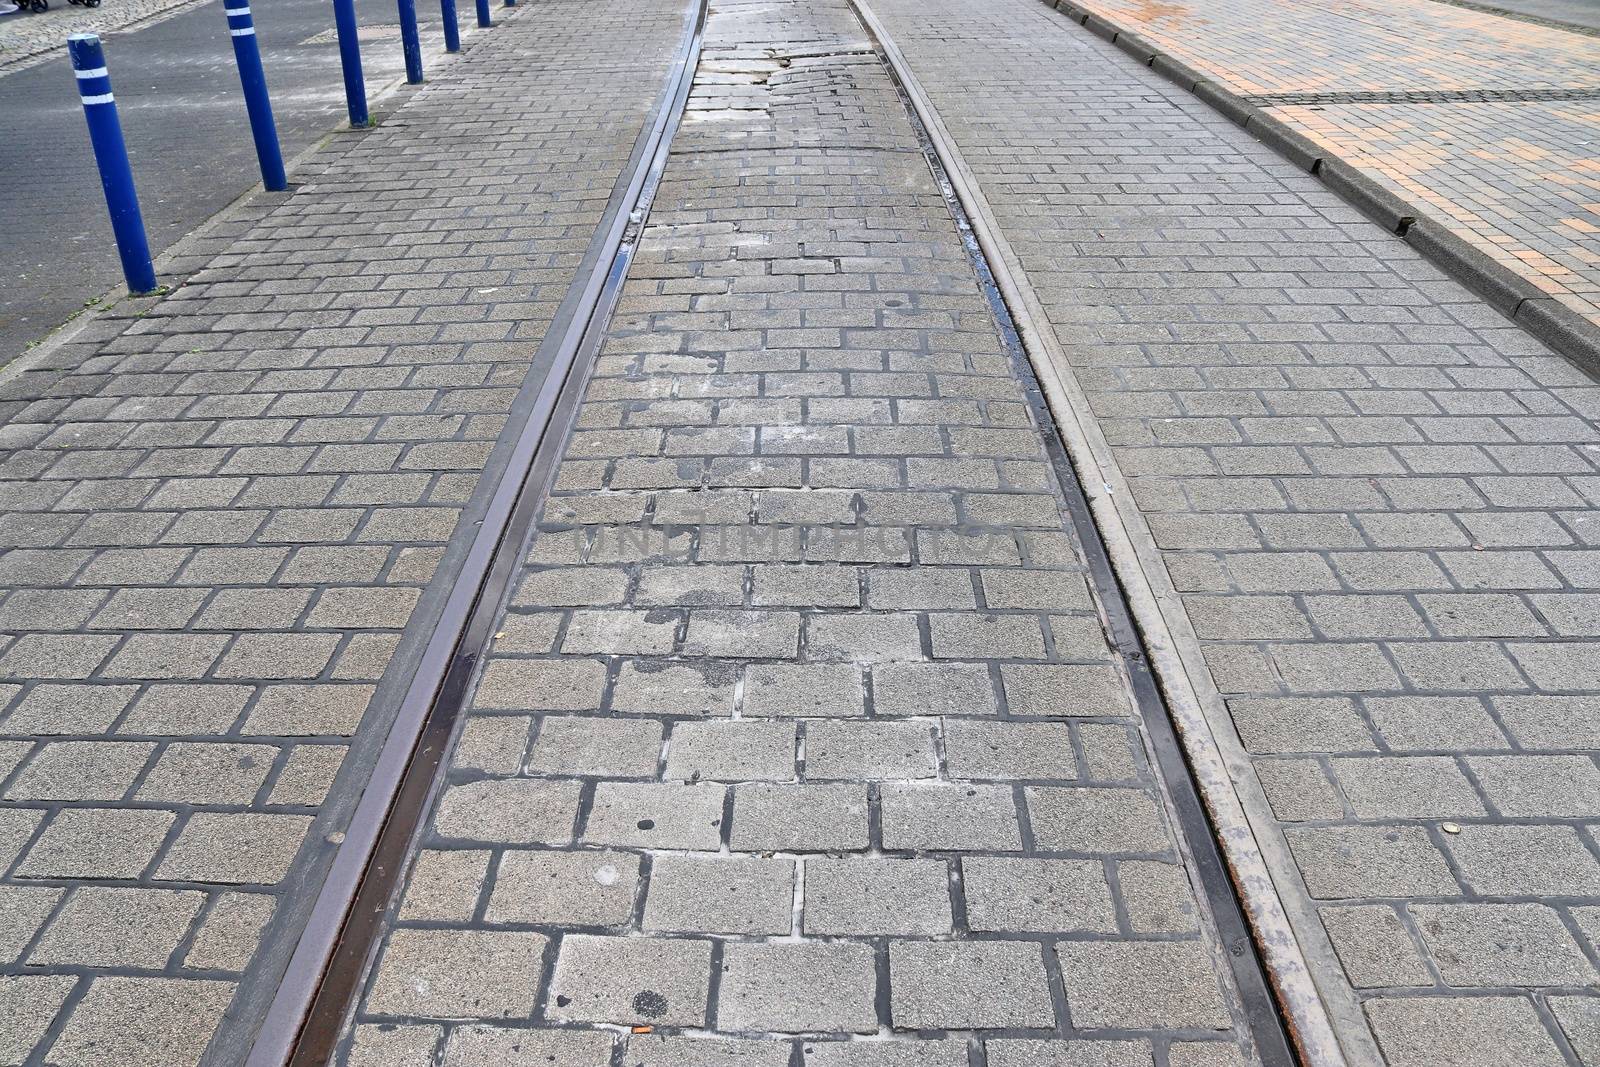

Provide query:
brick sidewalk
left=873, top=0, right=1600, bottom=1063
left=0, top=1, right=687, bottom=1062
left=1037, top=0, right=1600, bottom=347
left=334, top=0, right=1279, bottom=1063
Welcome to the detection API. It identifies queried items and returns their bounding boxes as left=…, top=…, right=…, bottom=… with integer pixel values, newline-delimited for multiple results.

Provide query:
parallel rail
left=239, top=2, right=708, bottom=1060
left=845, top=1, right=1305, bottom=1063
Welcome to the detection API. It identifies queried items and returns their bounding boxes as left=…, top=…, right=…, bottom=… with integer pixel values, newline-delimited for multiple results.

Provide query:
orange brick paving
left=1062, top=0, right=1600, bottom=329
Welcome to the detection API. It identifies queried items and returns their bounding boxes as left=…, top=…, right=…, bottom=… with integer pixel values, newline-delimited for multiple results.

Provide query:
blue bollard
left=68, top=35, right=157, bottom=295
left=397, top=0, right=423, bottom=83
left=474, top=0, right=490, bottom=26
left=223, top=0, right=287, bottom=191
left=331, top=0, right=369, bottom=127
left=440, top=0, right=460, bottom=52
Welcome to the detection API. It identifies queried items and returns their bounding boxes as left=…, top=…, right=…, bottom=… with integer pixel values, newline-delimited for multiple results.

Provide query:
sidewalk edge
left=850, top=2, right=1374, bottom=1064
left=0, top=20, right=476, bottom=389
left=1045, top=0, right=1600, bottom=382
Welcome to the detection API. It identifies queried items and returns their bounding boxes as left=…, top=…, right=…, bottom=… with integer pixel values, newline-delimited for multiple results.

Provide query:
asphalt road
left=1465, top=0, right=1600, bottom=28
left=0, top=0, right=462, bottom=362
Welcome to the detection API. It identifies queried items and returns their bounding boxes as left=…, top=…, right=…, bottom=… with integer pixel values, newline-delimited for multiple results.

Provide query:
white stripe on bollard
left=230, top=26, right=256, bottom=35
left=80, top=92, right=115, bottom=104
left=74, top=66, right=110, bottom=78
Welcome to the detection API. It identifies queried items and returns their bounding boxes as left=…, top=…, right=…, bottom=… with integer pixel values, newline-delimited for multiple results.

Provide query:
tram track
left=242, top=0, right=1310, bottom=1061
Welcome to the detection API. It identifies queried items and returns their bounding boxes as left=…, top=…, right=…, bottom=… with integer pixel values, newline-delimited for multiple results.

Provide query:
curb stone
left=1037, top=0, right=1600, bottom=381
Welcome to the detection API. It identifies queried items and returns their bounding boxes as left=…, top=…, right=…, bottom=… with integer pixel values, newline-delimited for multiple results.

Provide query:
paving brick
left=880, top=782, right=1023, bottom=851
left=1319, top=905, right=1433, bottom=989
left=665, top=720, right=796, bottom=782
left=731, top=783, right=868, bottom=852
left=803, top=856, right=953, bottom=936
left=717, top=942, right=879, bottom=1033
left=434, top=779, right=581, bottom=846
left=1057, top=941, right=1232, bottom=1030
left=889, top=941, right=1055, bottom=1030
left=440, top=1026, right=613, bottom=1067
left=584, top=782, right=726, bottom=850
left=1411, top=903, right=1595, bottom=986
left=547, top=934, right=711, bottom=1027
left=1366, top=996, right=1567, bottom=1067
left=485, top=850, right=639, bottom=928
left=524, top=715, right=663, bottom=779
left=44, top=977, right=233, bottom=1067
left=804, top=720, right=938, bottom=780
left=0, top=975, right=75, bottom=1065
left=14, top=808, right=173, bottom=880
left=644, top=855, right=793, bottom=935
left=964, top=857, right=1116, bottom=933
left=367, top=930, right=549, bottom=1020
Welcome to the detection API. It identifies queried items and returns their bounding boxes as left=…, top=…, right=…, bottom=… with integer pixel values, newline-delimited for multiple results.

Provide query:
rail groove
left=844, top=0, right=1314, bottom=1063
left=238, top=1, right=708, bottom=1061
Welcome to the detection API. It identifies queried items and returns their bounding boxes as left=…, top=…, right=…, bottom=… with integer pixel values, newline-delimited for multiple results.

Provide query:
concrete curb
left=1040, top=0, right=1600, bottom=381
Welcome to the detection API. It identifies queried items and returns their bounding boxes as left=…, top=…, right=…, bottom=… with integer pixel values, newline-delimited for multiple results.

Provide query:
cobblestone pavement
left=0, top=0, right=439, bottom=365
left=871, top=0, right=1600, bottom=1063
left=0, top=0, right=202, bottom=72
left=337, top=0, right=1275, bottom=1063
left=1028, top=0, right=1600, bottom=335
left=0, top=0, right=687, bottom=1062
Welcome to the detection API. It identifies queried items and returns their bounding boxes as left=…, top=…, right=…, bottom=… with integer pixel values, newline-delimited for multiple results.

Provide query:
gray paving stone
left=5, top=740, right=153, bottom=801
left=1468, top=754, right=1600, bottom=817
left=1025, top=787, right=1170, bottom=855
left=367, top=930, right=549, bottom=1020
left=744, top=662, right=865, bottom=717
left=1056, top=941, right=1232, bottom=1031
left=1284, top=825, right=1459, bottom=899
left=963, top=857, right=1116, bottom=933
left=983, top=1040, right=1153, bottom=1067
left=440, top=1026, right=614, bottom=1067
left=664, top=720, right=797, bottom=782
left=484, top=850, right=639, bottom=928
left=1365, top=996, right=1567, bottom=1067
left=731, top=783, right=869, bottom=851
left=889, top=941, right=1055, bottom=1030
left=44, top=977, right=233, bottom=1067
left=1445, top=824, right=1600, bottom=896
left=14, top=808, right=173, bottom=880
left=803, top=856, right=953, bottom=936
left=0, top=975, right=76, bottom=1066
left=434, top=779, right=581, bottom=846
left=156, top=812, right=312, bottom=885
left=29, top=887, right=203, bottom=969
left=880, top=782, right=1023, bottom=851
left=1117, top=860, right=1202, bottom=935
left=0, top=886, right=60, bottom=964
left=584, top=782, right=726, bottom=850
left=524, top=715, right=663, bottom=779
left=644, top=855, right=793, bottom=935
left=943, top=720, right=1077, bottom=780
left=802, top=1041, right=970, bottom=1067
left=1319, top=905, right=1434, bottom=989
left=717, top=941, right=879, bottom=1033
left=547, top=934, right=711, bottom=1027
left=625, top=1034, right=790, bottom=1067
left=1411, top=903, right=1596, bottom=986
left=611, top=657, right=742, bottom=716
left=872, top=662, right=999, bottom=717
left=804, top=720, right=938, bottom=779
